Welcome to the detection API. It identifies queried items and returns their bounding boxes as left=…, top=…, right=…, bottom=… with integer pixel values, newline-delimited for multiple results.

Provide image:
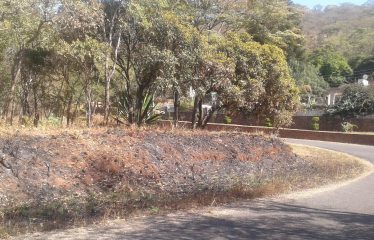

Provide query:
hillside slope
left=302, top=4, right=374, bottom=61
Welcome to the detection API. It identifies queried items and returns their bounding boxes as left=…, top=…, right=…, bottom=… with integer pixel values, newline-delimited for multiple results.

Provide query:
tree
left=327, top=85, right=374, bottom=118
left=115, top=0, right=177, bottom=126
left=0, top=0, right=305, bottom=129
left=251, top=43, right=300, bottom=127
left=0, top=0, right=54, bottom=124
left=311, top=48, right=353, bottom=87
left=303, top=3, right=374, bottom=63
left=289, top=59, right=329, bottom=104
left=102, top=0, right=123, bottom=125
left=243, top=0, right=305, bottom=61
left=189, top=34, right=235, bottom=129
left=157, top=8, right=202, bottom=127
left=55, top=0, right=105, bottom=127
left=354, top=56, right=374, bottom=80
left=217, top=32, right=300, bottom=127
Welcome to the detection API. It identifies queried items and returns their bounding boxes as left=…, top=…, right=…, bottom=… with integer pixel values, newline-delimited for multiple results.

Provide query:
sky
left=293, top=0, right=367, bottom=8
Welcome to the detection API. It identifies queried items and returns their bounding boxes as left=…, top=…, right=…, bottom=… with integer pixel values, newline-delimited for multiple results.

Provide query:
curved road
left=16, top=139, right=374, bottom=240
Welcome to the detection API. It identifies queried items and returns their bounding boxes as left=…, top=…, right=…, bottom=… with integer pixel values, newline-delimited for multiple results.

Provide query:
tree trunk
left=201, top=106, right=220, bottom=129
left=173, top=89, right=180, bottom=128
left=104, top=35, right=121, bottom=125
left=3, top=54, right=22, bottom=124
left=103, top=5, right=121, bottom=125
left=135, top=87, right=144, bottom=126
left=128, top=105, right=134, bottom=125
left=20, top=73, right=31, bottom=119
left=197, top=99, right=203, bottom=128
left=66, top=95, right=73, bottom=126
left=191, top=96, right=199, bottom=129
left=103, top=74, right=111, bottom=124
left=85, top=77, right=93, bottom=128
left=32, top=81, right=39, bottom=128
left=86, top=95, right=92, bottom=128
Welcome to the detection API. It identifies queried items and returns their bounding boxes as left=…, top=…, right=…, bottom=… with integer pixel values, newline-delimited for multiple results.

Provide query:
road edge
left=281, top=143, right=374, bottom=200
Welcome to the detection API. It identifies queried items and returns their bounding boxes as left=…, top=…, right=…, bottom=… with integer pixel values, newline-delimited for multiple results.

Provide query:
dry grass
left=287, top=144, right=373, bottom=189
left=0, top=129, right=371, bottom=238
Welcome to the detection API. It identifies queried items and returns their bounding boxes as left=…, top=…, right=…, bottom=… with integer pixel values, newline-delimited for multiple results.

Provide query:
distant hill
left=302, top=3, right=374, bottom=63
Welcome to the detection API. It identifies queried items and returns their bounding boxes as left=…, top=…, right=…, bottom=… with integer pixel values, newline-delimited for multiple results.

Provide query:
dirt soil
left=0, top=128, right=367, bottom=236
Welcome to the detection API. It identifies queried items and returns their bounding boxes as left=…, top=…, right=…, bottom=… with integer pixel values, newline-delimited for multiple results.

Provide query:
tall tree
left=115, top=0, right=177, bottom=126
left=0, top=0, right=54, bottom=124
left=244, top=0, right=305, bottom=61
left=102, top=0, right=123, bottom=124
left=311, top=47, right=353, bottom=87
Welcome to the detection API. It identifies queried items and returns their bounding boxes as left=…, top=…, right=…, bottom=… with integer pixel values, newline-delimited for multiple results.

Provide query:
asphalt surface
left=15, top=139, right=374, bottom=240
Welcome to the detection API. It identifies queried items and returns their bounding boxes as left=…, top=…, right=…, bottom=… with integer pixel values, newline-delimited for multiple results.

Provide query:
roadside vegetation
left=0, top=0, right=301, bottom=130
left=0, top=128, right=371, bottom=237
left=0, top=1, right=373, bottom=238
left=1, top=1, right=373, bottom=129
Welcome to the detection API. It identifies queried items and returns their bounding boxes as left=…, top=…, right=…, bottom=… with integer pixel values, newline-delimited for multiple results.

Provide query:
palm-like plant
left=118, top=92, right=160, bottom=126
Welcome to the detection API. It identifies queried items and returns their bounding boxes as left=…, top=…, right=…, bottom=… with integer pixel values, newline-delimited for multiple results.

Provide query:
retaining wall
left=158, top=121, right=374, bottom=146
left=162, top=112, right=374, bottom=132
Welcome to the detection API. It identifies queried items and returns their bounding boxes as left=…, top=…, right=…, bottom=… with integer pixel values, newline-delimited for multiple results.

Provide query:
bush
left=264, top=118, right=273, bottom=127
left=311, top=117, right=320, bottom=131
left=46, top=116, right=62, bottom=128
left=341, top=122, right=358, bottom=132
left=223, top=116, right=232, bottom=124
left=179, top=99, right=194, bottom=112
left=327, top=85, right=374, bottom=118
left=273, top=111, right=294, bottom=128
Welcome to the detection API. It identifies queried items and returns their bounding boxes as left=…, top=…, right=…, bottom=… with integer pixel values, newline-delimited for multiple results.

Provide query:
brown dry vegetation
left=0, top=127, right=369, bottom=237
left=290, top=144, right=372, bottom=187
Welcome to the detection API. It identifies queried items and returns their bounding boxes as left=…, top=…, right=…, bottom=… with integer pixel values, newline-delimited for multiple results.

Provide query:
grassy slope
left=0, top=128, right=370, bottom=237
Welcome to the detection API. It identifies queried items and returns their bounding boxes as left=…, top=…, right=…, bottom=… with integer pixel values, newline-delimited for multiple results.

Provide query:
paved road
left=16, top=139, right=374, bottom=240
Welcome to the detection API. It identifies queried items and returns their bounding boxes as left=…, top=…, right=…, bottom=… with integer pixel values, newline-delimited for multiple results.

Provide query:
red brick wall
left=158, top=121, right=374, bottom=146
left=163, top=112, right=374, bottom=132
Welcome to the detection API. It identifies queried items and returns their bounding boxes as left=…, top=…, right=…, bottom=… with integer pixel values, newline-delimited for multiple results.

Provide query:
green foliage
left=311, top=48, right=353, bottom=87
left=179, top=99, right=194, bottom=112
left=311, top=117, right=320, bottom=131
left=341, top=122, right=358, bottom=132
left=45, top=116, right=62, bottom=128
left=223, top=116, right=232, bottom=125
left=290, top=59, right=329, bottom=98
left=265, top=118, right=273, bottom=128
left=217, top=32, right=300, bottom=127
left=354, top=57, right=374, bottom=80
left=303, top=4, right=374, bottom=63
left=244, top=0, right=305, bottom=60
left=119, top=92, right=160, bottom=125
left=327, top=85, right=374, bottom=117
left=0, top=0, right=304, bottom=128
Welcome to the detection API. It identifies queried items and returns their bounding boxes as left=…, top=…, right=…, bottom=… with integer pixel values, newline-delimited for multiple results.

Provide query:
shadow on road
left=43, top=200, right=374, bottom=240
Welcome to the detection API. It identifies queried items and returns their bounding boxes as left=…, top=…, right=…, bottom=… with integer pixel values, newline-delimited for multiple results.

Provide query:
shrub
left=273, top=111, right=294, bottom=128
left=179, top=99, right=194, bottom=112
left=311, top=117, right=320, bottom=131
left=46, top=116, right=62, bottom=128
left=327, top=85, right=374, bottom=118
left=264, top=118, right=273, bottom=127
left=223, top=116, right=232, bottom=124
left=341, top=122, right=358, bottom=132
